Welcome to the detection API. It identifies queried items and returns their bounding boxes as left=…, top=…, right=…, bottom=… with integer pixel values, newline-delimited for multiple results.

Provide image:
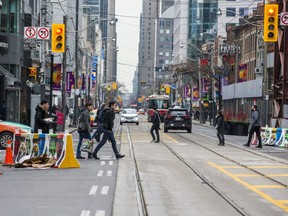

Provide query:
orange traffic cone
left=2, top=140, right=14, bottom=166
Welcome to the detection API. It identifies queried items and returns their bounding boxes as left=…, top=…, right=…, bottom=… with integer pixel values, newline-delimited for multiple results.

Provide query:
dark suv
left=164, top=108, right=192, bottom=133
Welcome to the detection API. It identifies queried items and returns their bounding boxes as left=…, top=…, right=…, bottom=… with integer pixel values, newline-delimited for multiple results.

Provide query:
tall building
left=138, top=0, right=174, bottom=98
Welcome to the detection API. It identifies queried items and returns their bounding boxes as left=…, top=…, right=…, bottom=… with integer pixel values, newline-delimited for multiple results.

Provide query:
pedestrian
left=92, top=103, right=107, bottom=142
left=150, top=107, right=161, bottom=143
left=243, top=105, right=262, bottom=148
left=216, top=111, right=225, bottom=146
left=91, top=101, right=125, bottom=160
left=76, top=102, right=94, bottom=159
left=34, top=99, right=51, bottom=133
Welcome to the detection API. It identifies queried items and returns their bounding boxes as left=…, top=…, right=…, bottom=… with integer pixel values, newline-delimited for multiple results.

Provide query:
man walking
left=91, top=101, right=125, bottom=160
left=92, top=103, right=107, bottom=142
left=216, top=111, right=225, bottom=146
left=76, top=102, right=94, bottom=159
left=150, top=107, right=161, bottom=143
left=244, top=105, right=262, bottom=148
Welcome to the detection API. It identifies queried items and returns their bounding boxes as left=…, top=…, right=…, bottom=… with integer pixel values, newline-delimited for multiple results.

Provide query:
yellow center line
left=163, top=133, right=179, bottom=143
left=279, top=200, right=288, bottom=204
left=248, top=166, right=288, bottom=169
left=208, top=162, right=288, bottom=213
left=234, top=174, right=260, bottom=177
left=221, top=166, right=243, bottom=168
left=254, top=185, right=286, bottom=189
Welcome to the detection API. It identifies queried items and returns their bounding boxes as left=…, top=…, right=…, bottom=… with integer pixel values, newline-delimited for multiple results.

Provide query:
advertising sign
left=52, top=64, right=62, bottom=90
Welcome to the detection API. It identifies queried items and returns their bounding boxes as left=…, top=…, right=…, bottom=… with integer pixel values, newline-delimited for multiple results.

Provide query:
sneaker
left=116, top=154, right=125, bottom=159
left=76, top=156, right=85, bottom=159
left=255, top=145, right=262, bottom=148
left=154, top=141, right=160, bottom=143
left=150, top=140, right=155, bottom=143
left=243, top=144, right=250, bottom=147
left=91, top=152, right=100, bottom=160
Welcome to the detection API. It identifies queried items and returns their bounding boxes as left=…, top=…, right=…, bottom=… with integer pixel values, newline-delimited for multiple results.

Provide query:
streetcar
left=147, top=94, right=170, bottom=122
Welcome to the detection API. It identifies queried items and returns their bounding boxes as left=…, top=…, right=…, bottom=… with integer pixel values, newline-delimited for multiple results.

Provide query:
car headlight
left=20, top=128, right=32, bottom=133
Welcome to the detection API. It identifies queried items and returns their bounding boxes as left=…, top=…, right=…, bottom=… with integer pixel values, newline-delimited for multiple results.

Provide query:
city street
left=0, top=115, right=288, bottom=216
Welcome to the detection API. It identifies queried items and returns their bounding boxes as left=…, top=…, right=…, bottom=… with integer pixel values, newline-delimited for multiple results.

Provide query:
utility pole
left=49, top=54, right=54, bottom=117
left=40, top=0, right=47, bottom=101
left=61, top=15, right=67, bottom=131
left=74, top=0, right=79, bottom=126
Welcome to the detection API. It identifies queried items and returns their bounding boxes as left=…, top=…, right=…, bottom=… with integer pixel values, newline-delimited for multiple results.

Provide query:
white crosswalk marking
left=101, top=161, right=105, bottom=165
left=107, top=170, right=112, bottom=177
left=97, top=170, right=103, bottom=177
left=109, top=161, right=113, bottom=166
left=89, top=185, right=98, bottom=195
left=101, top=186, right=109, bottom=195
left=81, top=210, right=90, bottom=216
left=95, top=210, right=105, bottom=216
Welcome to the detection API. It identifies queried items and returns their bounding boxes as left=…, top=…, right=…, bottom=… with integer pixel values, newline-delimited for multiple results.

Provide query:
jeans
left=77, top=132, right=91, bottom=157
left=150, top=124, right=160, bottom=141
left=92, top=123, right=103, bottom=142
left=92, top=128, right=120, bottom=157
left=247, top=125, right=262, bottom=146
left=216, top=130, right=225, bottom=144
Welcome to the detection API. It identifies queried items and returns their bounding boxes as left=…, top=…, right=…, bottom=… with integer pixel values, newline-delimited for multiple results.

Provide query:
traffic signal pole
left=49, top=54, right=54, bottom=117
left=74, top=0, right=79, bottom=126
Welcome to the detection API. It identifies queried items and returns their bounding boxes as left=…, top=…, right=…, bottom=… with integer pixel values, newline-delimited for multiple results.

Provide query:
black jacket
left=103, top=107, right=115, bottom=131
left=34, top=105, right=50, bottom=133
left=152, top=110, right=161, bottom=126
left=216, top=115, right=225, bottom=132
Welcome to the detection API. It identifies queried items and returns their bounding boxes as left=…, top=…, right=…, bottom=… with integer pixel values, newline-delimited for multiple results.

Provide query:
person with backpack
left=76, top=102, right=94, bottom=159
left=216, top=111, right=226, bottom=146
left=92, top=103, right=107, bottom=142
left=244, top=105, right=262, bottom=148
left=150, top=107, right=161, bottom=143
left=91, top=101, right=125, bottom=160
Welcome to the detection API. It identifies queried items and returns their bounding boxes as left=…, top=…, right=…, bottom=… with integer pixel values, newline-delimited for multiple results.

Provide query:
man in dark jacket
left=92, top=103, right=107, bottom=142
left=244, top=105, right=262, bottom=148
left=150, top=107, right=161, bottom=143
left=216, top=111, right=225, bottom=146
left=76, top=102, right=94, bottom=159
left=34, top=100, right=51, bottom=133
left=91, top=101, right=125, bottom=160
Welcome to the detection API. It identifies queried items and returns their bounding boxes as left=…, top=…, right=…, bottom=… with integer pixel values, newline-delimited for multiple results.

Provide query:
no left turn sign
left=37, top=27, right=50, bottom=40
left=280, top=13, right=288, bottom=26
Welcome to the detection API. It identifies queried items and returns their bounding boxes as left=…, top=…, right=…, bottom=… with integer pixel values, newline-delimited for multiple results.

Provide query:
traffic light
left=165, top=86, right=170, bottom=94
left=107, top=85, right=111, bottom=91
left=51, top=23, right=65, bottom=52
left=264, top=4, right=278, bottom=42
left=112, top=82, right=117, bottom=90
left=161, top=84, right=165, bottom=91
left=29, top=67, right=37, bottom=82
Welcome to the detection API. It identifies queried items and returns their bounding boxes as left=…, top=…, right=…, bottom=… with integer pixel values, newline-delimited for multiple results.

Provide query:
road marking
left=101, top=161, right=105, bottom=165
left=266, top=174, right=288, bottom=177
left=163, top=133, right=179, bottom=143
left=248, top=166, right=288, bottom=169
left=107, top=170, right=112, bottom=176
left=109, top=161, right=113, bottom=165
left=221, top=166, right=243, bottom=168
left=89, top=186, right=98, bottom=195
left=95, top=210, right=105, bottom=216
left=234, top=174, right=260, bottom=177
left=101, top=186, right=109, bottom=195
left=279, top=200, right=288, bottom=204
left=81, top=210, right=90, bottom=216
left=97, top=170, right=103, bottom=177
left=254, top=185, right=285, bottom=189
left=208, top=162, right=288, bottom=213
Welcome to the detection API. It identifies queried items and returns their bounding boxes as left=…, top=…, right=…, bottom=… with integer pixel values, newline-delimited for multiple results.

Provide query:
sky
left=116, top=0, right=142, bottom=93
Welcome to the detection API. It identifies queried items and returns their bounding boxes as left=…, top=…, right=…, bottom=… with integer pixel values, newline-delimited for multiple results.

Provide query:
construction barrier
left=261, top=127, right=288, bottom=147
left=10, top=132, right=80, bottom=168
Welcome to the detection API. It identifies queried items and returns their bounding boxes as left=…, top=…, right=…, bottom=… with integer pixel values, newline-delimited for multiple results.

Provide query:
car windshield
left=123, top=109, right=137, bottom=114
left=169, top=110, right=188, bottom=116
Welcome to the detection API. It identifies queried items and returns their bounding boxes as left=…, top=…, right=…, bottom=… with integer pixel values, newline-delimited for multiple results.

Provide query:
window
left=159, top=59, right=164, bottom=64
left=165, top=60, right=170, bottom=64
left=160, top=37, right=164, bottom=42
left=166, top=29, right=170, bottom=34
left=160, top=29, right=164, bottom=34
left=239, top=8, right=246, bottom=16
left=159, top=52, right=164, bottom=56
left=165, top=52, right=170, bottom=57
left=166, top=22, right=170, bottom=26
left=226, top=7, right=236, bottom=17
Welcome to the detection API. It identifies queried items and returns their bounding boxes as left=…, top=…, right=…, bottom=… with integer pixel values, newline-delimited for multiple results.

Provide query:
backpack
left=77, top=111, right=87, bottom=132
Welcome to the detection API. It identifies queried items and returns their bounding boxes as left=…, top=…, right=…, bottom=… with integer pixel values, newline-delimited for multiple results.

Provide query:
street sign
left=280, top=12, right=288, bottom=26
left=24, top=27, right=37, bottom=39
left=23, top=39, right=39, bottom=51
left=37, top=27, right=50, bottom=40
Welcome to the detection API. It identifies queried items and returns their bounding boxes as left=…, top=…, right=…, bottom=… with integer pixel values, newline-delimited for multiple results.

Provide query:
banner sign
left=52, top=64, right=61, bottom=90
left=238, top=63, right=247, bottom=82
left=193, top=86, right=199, bottom=100
left=66, top=71, right=75, bottom=93
left=91, top=55, right=98, bottom=73
left=202, top=78, right=209, bottom=93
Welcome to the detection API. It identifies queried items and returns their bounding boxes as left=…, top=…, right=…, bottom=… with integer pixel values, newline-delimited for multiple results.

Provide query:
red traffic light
left=268, top=8, right=275, bottom=15
left=56, top=28, right=63, bottom=34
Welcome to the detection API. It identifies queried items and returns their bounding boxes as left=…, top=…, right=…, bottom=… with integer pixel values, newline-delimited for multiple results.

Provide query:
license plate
left=175, top=117, right=181, bottom=120
left=170, top=123, right=174, bottom=126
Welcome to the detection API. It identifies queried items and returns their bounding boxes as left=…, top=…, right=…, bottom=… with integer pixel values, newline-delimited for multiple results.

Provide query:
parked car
left=0, top=120, right=33, bottom=149
left=90, top=109, right=98, bottom=128
left=138, top=108, right=145, bottom=115
left=120, top=108, right=139, bottom=125
left=163, top=108, right=192, bottom=133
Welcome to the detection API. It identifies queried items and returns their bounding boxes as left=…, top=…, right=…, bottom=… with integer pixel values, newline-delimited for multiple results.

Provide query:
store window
left=226, top=7, right=236, bottom=17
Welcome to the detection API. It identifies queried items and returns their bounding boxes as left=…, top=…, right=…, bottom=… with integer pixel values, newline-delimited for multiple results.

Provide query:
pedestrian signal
left=165, top=86, right=170, bottom=94
left=264, top=4, right=278, bottom=42
left=52, top=24, right=65, bottom=52
left=107, top=85, right=111, bottom=91
left=161, top=84, right=165, bottom=91
left=29, top=67, right=37, bottom=82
